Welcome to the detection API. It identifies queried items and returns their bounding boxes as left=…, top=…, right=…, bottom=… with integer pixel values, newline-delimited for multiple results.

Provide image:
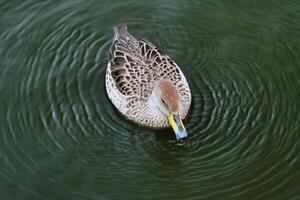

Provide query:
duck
left=105, top=26, right=191, bottom=140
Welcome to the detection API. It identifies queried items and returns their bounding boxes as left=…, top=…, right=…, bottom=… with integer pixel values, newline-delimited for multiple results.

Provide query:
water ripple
left=1, top=0, right=300, bottom=199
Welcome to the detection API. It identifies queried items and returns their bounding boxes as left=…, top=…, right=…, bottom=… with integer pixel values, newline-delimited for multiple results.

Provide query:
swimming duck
left=105, top=26, right=191, bottom=139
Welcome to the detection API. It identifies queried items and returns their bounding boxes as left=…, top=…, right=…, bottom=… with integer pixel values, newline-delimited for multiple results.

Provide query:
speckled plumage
left=105, top=26, right=191, bottom=128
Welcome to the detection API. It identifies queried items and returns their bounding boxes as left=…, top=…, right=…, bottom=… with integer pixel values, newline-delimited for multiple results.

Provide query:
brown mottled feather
left=106, top=26, right=191, bottom=127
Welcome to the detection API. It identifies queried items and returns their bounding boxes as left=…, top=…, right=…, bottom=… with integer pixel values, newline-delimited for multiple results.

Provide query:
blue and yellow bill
left=168, top=114, right=187, bottom=140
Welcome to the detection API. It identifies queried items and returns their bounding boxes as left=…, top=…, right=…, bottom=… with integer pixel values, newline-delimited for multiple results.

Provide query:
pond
left=0, top=0, right=300, bottom=199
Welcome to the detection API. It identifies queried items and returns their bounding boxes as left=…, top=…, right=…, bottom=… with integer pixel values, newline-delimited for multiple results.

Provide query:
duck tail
left=114, top=25, right=127, bottom=34
left=114, top=25, right=135, bottom=42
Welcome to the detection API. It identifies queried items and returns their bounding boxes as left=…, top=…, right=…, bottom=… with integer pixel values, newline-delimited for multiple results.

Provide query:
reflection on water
left=1, top=0, right=300, bottom=199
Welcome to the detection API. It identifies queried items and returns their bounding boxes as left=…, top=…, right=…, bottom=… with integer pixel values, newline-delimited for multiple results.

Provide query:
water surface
left=1, top=0, right=300, bottom=199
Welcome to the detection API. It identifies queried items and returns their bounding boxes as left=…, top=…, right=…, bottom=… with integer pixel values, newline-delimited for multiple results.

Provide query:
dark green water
left=1, top=0, right=300, bottom=199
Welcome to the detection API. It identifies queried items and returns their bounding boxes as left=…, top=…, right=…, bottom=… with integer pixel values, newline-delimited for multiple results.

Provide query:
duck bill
left=168, top=114, right=187, bottom=140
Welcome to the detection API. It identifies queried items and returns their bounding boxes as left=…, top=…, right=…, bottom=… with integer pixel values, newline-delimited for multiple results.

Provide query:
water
left=1, top=0, right=300, bottom=199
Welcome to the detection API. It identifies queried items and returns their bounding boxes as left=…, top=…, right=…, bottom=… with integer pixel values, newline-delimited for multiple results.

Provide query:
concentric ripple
left=1, top=0, right=300, bottom=199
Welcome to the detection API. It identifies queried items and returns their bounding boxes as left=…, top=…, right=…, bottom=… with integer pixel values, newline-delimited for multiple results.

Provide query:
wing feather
left=108, top=26, right=184, bottom=103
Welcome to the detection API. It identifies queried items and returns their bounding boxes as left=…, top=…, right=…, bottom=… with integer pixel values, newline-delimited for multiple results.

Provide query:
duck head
left=152, top=79, right=187, bottom=140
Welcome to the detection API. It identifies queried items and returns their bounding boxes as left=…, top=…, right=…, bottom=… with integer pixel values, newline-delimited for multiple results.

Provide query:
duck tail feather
left=114, top=25, right=135, bottom=42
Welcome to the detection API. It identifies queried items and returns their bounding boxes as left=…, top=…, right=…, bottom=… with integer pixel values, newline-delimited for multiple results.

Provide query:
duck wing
left=108, top=26, right=183, bottom=102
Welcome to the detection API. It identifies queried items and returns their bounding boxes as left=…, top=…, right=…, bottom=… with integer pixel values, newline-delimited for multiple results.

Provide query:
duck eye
left=161, top=98, right=165, bottom=104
